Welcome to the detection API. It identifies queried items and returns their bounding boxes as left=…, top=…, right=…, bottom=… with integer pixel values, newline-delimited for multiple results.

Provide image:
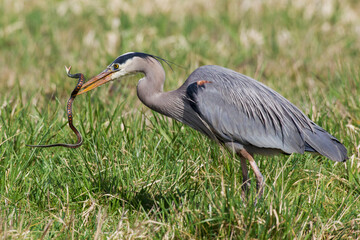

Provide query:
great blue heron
left=77, top=52, right=347, bottom=200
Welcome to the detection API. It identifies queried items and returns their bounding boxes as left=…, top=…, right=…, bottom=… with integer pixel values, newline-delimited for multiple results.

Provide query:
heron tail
left=304, top=124, right=347, bottom=162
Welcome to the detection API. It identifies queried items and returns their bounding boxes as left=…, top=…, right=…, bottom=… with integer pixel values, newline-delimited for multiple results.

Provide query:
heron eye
left=113, top=63, right=119, bottom=70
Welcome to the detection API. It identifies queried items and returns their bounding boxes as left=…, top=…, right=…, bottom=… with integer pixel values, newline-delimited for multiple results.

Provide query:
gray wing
left=185, top=65, right=314, bottom=154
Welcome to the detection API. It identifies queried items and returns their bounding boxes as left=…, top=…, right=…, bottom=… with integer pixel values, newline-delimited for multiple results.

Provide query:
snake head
left=65, top=66, right=72, bottom=76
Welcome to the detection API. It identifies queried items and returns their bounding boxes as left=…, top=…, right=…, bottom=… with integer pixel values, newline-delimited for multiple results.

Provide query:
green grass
left=1, top=0, right=360, bottom=238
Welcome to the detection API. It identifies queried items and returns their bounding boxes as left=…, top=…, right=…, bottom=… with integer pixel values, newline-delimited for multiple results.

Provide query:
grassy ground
left=1, top=0, right=360, bottom=238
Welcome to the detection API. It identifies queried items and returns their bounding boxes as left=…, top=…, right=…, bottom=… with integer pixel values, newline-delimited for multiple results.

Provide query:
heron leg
left=239, top=156, right=251, bottom=198
left=239, top=149, right=264, bottom=202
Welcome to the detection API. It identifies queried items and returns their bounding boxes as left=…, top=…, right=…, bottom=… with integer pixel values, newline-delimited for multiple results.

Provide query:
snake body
left=27, top=66, right=84, bottom=148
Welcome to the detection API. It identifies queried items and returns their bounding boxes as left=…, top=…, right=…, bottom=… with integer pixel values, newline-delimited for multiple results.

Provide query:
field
left=1, top=0, right=360, bottom=239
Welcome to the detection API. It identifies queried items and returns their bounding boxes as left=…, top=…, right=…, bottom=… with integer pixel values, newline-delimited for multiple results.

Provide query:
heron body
left=78, top=52, right=348, bottom=201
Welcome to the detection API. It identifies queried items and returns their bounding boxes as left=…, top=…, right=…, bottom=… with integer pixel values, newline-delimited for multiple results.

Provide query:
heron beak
left=77, top=69, right=114, bottom=95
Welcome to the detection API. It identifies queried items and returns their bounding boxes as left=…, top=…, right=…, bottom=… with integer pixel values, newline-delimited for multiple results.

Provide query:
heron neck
left=136, top=58, right=185, bottom=120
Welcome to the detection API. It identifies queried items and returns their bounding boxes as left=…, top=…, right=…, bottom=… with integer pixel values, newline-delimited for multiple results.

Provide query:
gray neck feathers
left=135, top=57, right=185, bottom=121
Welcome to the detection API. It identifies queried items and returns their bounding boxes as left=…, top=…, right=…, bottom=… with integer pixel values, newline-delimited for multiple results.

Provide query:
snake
left=27, top=66, right=84, bottom=148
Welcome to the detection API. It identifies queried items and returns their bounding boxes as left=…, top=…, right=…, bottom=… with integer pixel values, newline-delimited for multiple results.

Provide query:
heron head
left=77, top=52, right=150, bottom=95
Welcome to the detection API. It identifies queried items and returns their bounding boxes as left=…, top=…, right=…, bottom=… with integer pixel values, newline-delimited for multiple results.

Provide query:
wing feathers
left=185, top=66, right=318, bottom=155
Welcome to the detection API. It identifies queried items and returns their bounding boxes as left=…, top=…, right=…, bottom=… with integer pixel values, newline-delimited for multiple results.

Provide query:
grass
left=1, top=0, right=360, bottom=238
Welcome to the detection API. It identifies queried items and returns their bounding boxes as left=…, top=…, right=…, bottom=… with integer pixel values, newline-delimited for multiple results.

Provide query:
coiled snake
left=27, top=66, right=84, bottom=148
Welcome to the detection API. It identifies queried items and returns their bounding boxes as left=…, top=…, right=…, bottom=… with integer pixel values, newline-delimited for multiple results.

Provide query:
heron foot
left=241, top=179, right=251, bottom=200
